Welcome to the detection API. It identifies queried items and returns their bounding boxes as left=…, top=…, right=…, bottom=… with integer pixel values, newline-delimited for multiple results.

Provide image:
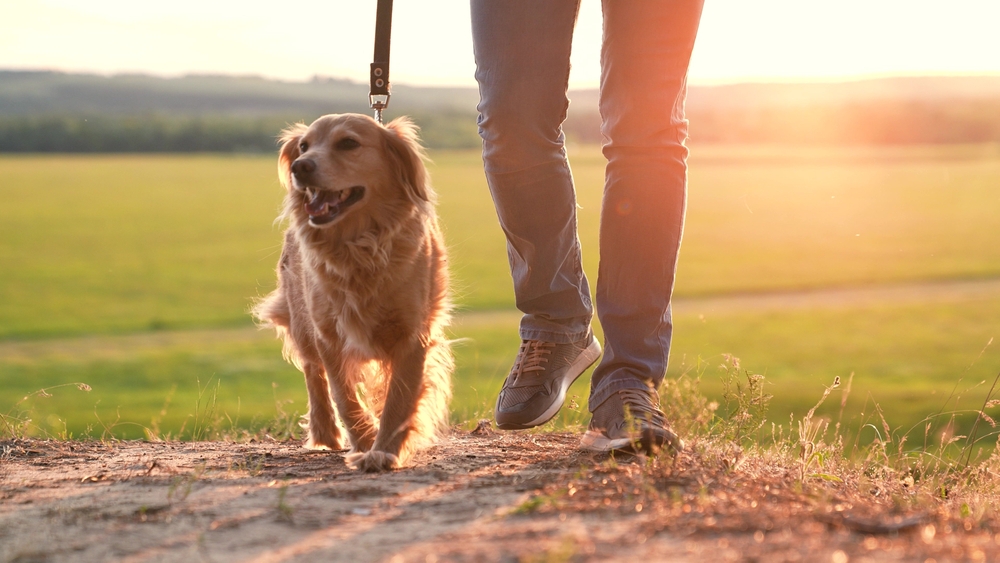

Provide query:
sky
left=2, top=0, right=999, bottom=88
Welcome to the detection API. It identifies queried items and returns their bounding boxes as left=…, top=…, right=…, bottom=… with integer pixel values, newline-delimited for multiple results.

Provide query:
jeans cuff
left=519, top=326, right=590, bottom=345
left=588, top=374, right=653, bottom=413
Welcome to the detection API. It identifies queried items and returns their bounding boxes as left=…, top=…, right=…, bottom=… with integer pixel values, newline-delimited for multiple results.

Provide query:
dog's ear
left=382, top=117, right=431, bottom=202
left=277, top=123, right=308, bottom=190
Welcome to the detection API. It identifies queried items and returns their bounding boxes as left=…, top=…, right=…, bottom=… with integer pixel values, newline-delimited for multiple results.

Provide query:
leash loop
left=369, top=0, right=393, bottom=124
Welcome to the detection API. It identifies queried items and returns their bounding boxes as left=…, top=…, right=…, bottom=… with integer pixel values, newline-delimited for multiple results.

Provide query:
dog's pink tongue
left=306, top=191, right=338, bottom=216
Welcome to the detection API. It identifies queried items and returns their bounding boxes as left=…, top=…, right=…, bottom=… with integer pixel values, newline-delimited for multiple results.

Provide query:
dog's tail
left=250, top=237, right=304, bottom=369
left=250, top=289, right=288, bottom=330
left=251, top=290, right=305, bottom=371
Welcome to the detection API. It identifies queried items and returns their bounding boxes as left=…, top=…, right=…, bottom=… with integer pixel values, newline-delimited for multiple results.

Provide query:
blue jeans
left=471, top=0, right=704, bottom=412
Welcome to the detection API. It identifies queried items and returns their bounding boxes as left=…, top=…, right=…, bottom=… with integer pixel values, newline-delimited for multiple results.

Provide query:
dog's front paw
left=344, top=449, right=400, bottom=472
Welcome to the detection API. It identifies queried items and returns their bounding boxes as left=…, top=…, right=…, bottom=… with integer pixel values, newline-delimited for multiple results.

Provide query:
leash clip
left=370, top=94, right=390, bottom=125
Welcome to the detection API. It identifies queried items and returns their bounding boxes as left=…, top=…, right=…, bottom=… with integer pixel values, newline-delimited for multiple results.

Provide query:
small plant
left=511, top=490, right=564, bottom=515
left=275, top=483, right=294, bottom=522
left=186, top=377, right=222, bottom=441
left=167, top=463, right=206, bottom=503
left=659, top=358, right=718, bottom=437
left=224, top=382, right=306, bottom=443
left=0, top=411, right=30, bottom=441
left=145, top=385, right=177, bottom=442
left=796, top=375, right=843, bottom=482
left=230, top=453, right=267, bottom=477
left=1, top=383, right=92, bottom=440
left=960, top=370, right=1000, bottom=469
left=718, top=354, right=772, bottom=447
left=0, top=443, right=12, bottom=482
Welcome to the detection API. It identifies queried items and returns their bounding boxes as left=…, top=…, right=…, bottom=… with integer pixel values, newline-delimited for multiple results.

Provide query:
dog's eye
left=299, top=141, right=308, bottom=153
left=336, top=138, right=361, bottom=151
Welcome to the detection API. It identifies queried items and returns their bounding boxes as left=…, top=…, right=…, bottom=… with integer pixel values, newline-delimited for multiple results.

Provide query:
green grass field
left=2, top=145, right=999, bottom=443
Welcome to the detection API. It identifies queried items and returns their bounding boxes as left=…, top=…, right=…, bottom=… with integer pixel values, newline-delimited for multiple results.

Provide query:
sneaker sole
left=579, top=431, right=633, bottom=452
left=579, top=427, right=684, bottom=455
left=495, top=336, right=602, bottom=430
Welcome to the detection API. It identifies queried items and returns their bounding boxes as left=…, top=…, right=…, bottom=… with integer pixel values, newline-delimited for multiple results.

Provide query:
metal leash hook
left=370, top=91, right=389, bottom=125
left=369, top=0, right=393, bottom=125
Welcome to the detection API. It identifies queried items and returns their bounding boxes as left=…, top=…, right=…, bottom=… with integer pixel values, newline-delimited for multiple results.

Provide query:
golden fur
left=253, top=114, right=452, bottom=472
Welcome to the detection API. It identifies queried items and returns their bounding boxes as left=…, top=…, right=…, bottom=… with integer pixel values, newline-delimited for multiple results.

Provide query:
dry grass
left=516, top=437, right=1000, bottom=560
left=512, top=358, right=1000, bottom=561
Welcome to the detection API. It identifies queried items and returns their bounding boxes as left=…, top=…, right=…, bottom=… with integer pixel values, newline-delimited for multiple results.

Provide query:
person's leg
left=582, top=0, right=704, bottom=451
left=471, top=0, right=591, bottom=344
left=472, top=0, right=601, bottom=430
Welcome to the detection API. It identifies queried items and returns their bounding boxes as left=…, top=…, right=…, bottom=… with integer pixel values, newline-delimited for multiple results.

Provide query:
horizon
left=4, top=0, right=1000, bottom=89
left=6, top=67, right=1000, bottom=91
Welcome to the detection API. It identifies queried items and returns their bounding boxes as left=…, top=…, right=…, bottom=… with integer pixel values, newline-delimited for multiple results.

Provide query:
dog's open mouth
left=304, top=186, right=365, bottom=226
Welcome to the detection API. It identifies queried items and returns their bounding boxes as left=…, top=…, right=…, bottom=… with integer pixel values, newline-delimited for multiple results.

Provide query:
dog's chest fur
left=300, top=223, right=429, bottom=358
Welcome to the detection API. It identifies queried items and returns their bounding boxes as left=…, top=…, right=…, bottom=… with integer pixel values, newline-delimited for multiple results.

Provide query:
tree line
left=4, top=71, right=1000, bottom=152
left=0, top=111, right=483, bottom=152
left=2, top=101, right=1000, bottom=153
left=563, top=99, right=1000, bottom=146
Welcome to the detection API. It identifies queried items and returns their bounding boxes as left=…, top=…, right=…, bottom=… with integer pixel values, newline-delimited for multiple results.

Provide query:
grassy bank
left=2, top=145, right=999, bottom=442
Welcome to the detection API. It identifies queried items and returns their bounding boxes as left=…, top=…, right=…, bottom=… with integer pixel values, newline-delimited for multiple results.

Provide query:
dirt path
left=1, top=433, right=666, bottom=563
left=3, top=430, right=998, bottom=563
left=670, top=277, right=1000, bottom=316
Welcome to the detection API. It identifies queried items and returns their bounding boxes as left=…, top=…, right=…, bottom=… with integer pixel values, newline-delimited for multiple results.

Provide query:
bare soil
left=3, top=428, right=998, bottom=563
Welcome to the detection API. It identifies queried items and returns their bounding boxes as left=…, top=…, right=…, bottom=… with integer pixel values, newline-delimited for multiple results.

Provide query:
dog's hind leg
left=284, top=301, right=344, bottom=451
left=413, top=334, right=453, bottom=442
left=300, top=360, right=344, bottom=450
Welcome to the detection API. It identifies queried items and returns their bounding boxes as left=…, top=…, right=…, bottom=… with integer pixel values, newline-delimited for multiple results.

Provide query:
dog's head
left=278, top=114, right=430, bottom=231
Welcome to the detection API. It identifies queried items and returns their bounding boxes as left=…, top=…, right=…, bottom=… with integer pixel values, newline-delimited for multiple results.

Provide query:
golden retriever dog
left=253, top=114, right=452, bottom=472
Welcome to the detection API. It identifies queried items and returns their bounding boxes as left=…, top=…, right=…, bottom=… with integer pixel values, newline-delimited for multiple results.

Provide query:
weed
left=230, top=453, right=267, bottom=477
left=264, top=382, right=303, bottom=441
left=0, top=412, right=29, bottom=442
left=797, top=375, right=843, bottom=482
left=146, top=385, right=177, bottom=441
left=659, top=358, right=718, bottom=437
left=512, top=490, right=565, bottom=515
left=187, top=377, right=222, bottom=441
left=961, top=369, right=1000, bottom=468
left=275, top=483, right=294, bottom=523
left=0, top=443, right=12, bottom=482
left=167, top=463, right=206, bottom=503
left=718, top=354, right=772, bottom=448
left=0, top=383, right=92, bottom=440
left=94, top=404, right=157, bottom=443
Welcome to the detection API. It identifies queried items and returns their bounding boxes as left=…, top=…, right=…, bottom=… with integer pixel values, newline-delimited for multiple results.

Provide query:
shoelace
left=618, top=388, right=667, bottom=426
left=511, top=340, right=555, bottom=380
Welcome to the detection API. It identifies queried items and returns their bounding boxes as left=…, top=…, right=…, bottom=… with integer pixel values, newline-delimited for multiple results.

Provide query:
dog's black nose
left=292, top=158, right=316, bottom=177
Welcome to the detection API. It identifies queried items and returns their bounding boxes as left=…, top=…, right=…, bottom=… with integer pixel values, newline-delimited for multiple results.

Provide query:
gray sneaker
left=580, top=385, right=684, bottom=455
left=494, top=332, right=602, bottom=430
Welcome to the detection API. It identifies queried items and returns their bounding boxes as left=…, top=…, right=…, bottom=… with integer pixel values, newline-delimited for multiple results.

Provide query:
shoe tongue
left=520, top=341, right=551, bottom=371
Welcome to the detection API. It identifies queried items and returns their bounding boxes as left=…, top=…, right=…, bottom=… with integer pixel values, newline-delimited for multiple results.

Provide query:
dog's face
left=278, top=114, right=428, bottom=230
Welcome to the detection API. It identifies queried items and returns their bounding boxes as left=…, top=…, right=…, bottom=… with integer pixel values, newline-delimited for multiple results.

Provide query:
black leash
left=369, top=0, right=393, bottom=124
